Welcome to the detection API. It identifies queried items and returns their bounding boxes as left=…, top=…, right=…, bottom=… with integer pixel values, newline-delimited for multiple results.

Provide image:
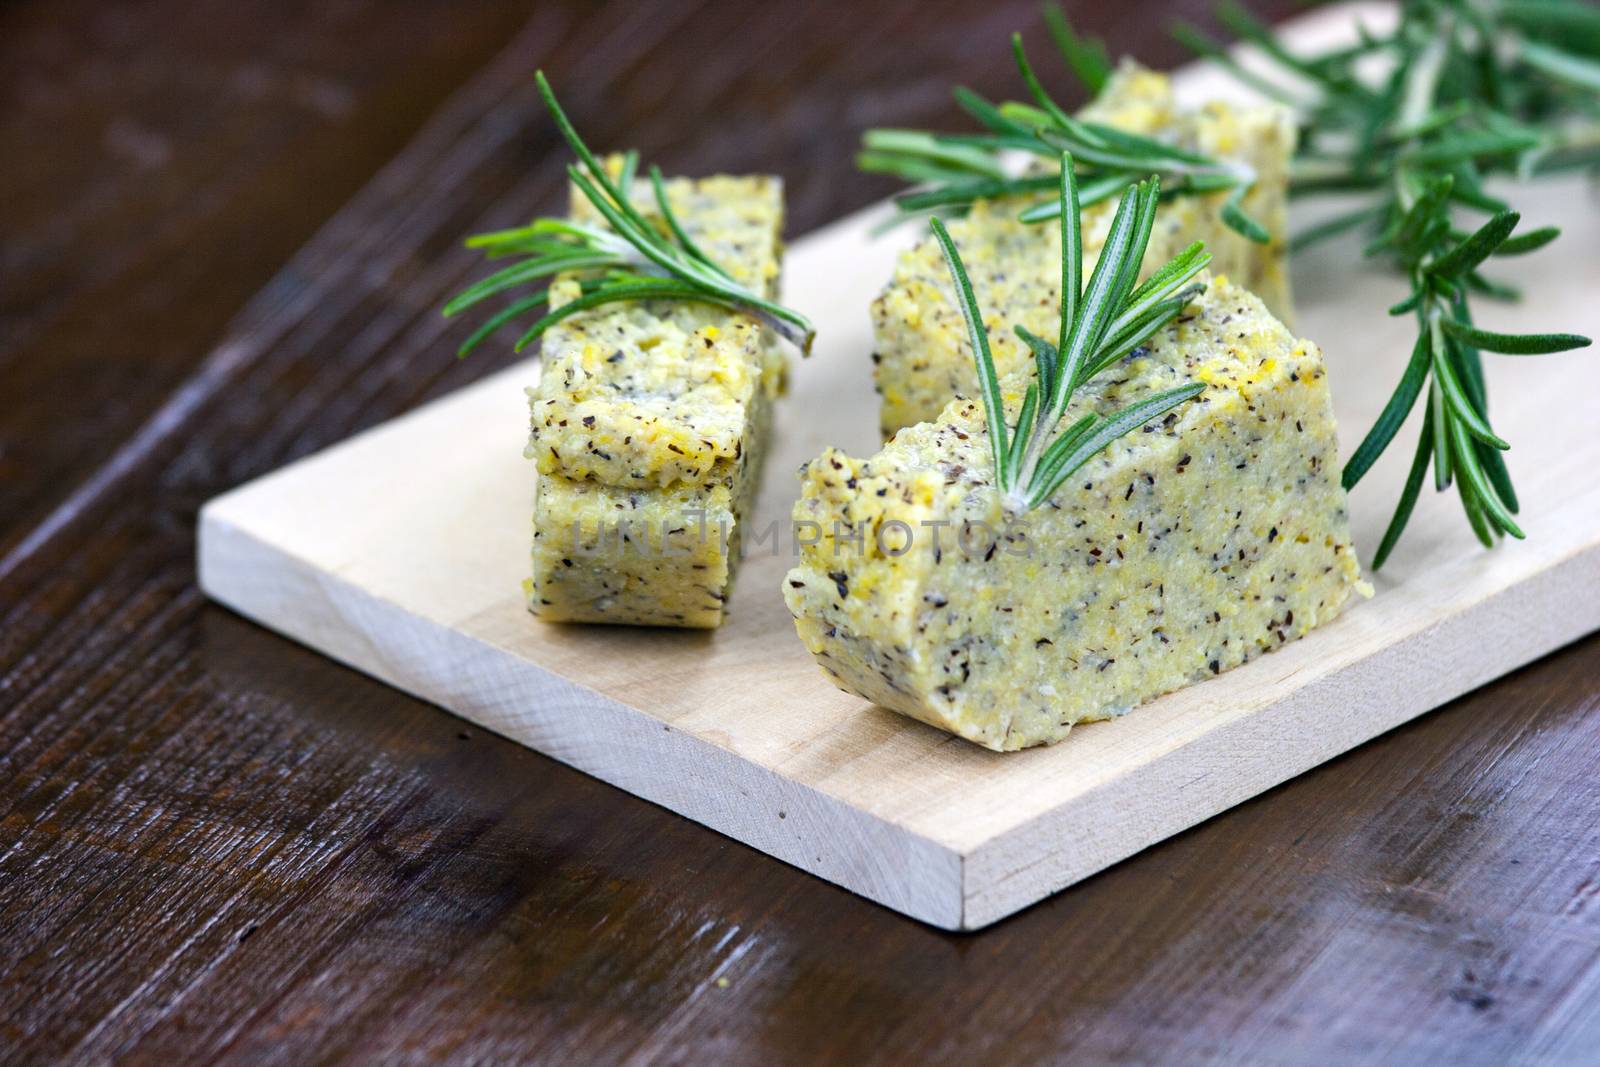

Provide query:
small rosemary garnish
left=932, top=153, right=1209, bottom=513
left=1173, top=0, right=1597, bottom=566
left=858, top=31, right=1268, bottom=240
left=444, top=72, right=814, bottom=358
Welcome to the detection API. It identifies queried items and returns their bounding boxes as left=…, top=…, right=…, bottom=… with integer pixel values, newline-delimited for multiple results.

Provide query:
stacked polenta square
left=526, top=173, right=787, bottom=627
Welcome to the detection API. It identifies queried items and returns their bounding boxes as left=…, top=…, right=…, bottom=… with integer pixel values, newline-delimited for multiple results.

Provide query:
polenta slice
left=785, top=277, right=1364, bottom=751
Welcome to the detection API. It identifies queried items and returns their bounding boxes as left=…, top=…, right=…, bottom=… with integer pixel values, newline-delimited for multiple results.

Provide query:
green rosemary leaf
left=1446, top=305, right=1521, bottom=516
left=1342, top=330, right=1430, bottom=490
left=615, top=150, right=640, bottom=201
left=953, top=87, right=1035, bottom=138
left=1095, top=245, right=1210, bottom=359
left=1386, top=100, right=1472, bottom=142
left=1454, top=449, right=1499, bottom=548
left=1501, top=1, right=1600, bottom=36
left=936, top=131, right=1056, bottom=155
left=1042, top=3, right=1112, bottom=93
left=462, top=223, right=558, bottom=250
left=1014, top=326, right=1059, bottom=389
left=1394, top=175, right=1455, bottom=249
left=1012, top=33, right=1075, bottom=128
left=1123, top=241, right=1208, bottom=310
left=1087, top=289, right=1204, bottom=381
left=1430, top=321, right=1509, bottom=449
left=535, top=74, right=627, bottom=212
left=859, top=129, right=1010, bottom=179
left=1053, top=175, right=1144, bottom=410
left=1025, top=413, right=1099, bottom=503
left=930, top=217, right=1011, bottom=489
left=566, top=165, right=682, bottom=278
left=1120, top=179, right=1160, bottom=300
left=1493, top=225, right=1561, bottom=256
left=1388, top=290, right=1424, bottom=317
left=443, top=253, right=617, bottom=316
left=1430, top=381, right=1453, bottom=491
left=512, top=280, right=746, bottom=351
left=1058, top=156, right=1082, bottom=348
left=856, top=152, right=962, bottom=184
left=1007, top=384, right=1041, bottom=486
left=1444, top=309, right=1486, bottom=408
left=1449, top=415, right=1523, bottom=538
left=1427, top=210, right=1520, bottom=278
left=1220, top=183, right=1271, bottom=243
left=893, top=175, right=1056, bottom=213
left=1438, top=319, right=1592, bottom=354
left=648, top=164, right=721, bottom=273
left=456, top=294, right=546, bottom=358
left=1407, top=129, right=1544, bottom=166
left=1027, top=385, right=1206, bottom=508
left=1478, top=439, right=1521, bottom=516
left=1519, top=40, right=1600, bottom=94
left=1015, top=172, right=1138, bottom=221
left=1037, top=117, right=1225, bottom=174
left=996, top=101, right=1056, bottom=131
left=1170, top=171, right=1248, bottom=195
left=1073, top=119, right=1221, bottom=169
left=1370, top=407, right=1434, bottom=570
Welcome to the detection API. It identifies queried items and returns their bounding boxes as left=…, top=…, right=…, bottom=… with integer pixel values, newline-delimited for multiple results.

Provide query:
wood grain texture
left=5, top=0, right=1600, bottom=1061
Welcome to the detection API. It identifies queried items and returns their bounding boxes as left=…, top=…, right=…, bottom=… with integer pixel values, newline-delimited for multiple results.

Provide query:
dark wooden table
left=4, top=1, right=1598, bottom=1062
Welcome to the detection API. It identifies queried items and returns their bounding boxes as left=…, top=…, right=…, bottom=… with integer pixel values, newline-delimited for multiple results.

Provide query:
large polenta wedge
left=784, top=277, right=1364, bottom=751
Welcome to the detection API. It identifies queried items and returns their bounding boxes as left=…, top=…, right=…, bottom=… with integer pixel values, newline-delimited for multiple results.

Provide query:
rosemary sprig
left=444, top=72, right=814, bottom=358
left=859, top=31, right=1268, bottom=240
left=1175, top=0, right=1597, bottom=566
left=931, top=153, right=1209, bottom=513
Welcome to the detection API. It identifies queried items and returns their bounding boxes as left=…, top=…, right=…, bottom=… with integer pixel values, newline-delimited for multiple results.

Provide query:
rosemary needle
left=858, top=31, right=1268, bottom=241
left=931, top=153, right=1209, bottom=513
left=444, top=72, right=814, bottom=358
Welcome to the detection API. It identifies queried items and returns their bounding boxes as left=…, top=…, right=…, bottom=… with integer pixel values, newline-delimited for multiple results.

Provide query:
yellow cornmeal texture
left=873, top=60, right=1295, bottom=437
left=784, top=277, right=1364, bottom=751
left=527, top=171, right=786, bottom=627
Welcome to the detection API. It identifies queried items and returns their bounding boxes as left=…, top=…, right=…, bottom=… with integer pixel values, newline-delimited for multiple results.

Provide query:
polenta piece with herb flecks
left=785, top=276, right=1364, bottom=751
left=872, top=61, right=1294, bottom=437
left=443, top=74, right=811, bottom=629
left=527, top=172, right=788, bottom=627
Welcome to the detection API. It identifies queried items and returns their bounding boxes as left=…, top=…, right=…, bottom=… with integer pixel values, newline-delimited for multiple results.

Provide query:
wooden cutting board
left=197, top=3, right=1600, bottom=930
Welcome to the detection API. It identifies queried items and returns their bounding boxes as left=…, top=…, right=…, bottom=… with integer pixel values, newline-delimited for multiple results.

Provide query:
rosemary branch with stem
left=931, top=152, right=1210, bottom=513
left=443, top=71, right=815, bottom=359
left=858, top=31, right=1269, bottom=241
left=1171, top=0, right=1597, bottom=566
